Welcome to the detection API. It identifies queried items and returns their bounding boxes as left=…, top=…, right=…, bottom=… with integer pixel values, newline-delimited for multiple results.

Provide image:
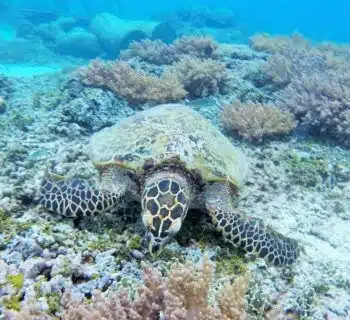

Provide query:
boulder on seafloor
left=55, top=27, right=101, bottom=58
left=90, top=12, right=160, bottom=58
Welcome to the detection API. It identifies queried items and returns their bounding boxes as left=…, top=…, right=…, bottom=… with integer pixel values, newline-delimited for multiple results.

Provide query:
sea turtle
left=39, top=104, right=299, bottom=265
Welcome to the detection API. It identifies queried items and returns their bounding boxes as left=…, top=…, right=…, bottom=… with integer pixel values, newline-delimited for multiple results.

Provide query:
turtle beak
left=146, top=232, right=170, bottom=257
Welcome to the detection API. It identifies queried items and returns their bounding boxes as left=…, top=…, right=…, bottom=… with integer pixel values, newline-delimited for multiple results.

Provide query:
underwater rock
left=151, top=22, right=177, bottom=43
left=50, top=253, right=82, bottom=278
left=16, top=20, right=38, bottom=39
left=19, top=257, right=51, bottom=279
left=0, top=96, right=5, bottom=113
left=36, top=21, right=64, bottom=43
left=57, top=87, right=134, bottom=134
left=0, top=74, right=12, bottom=99
left=4, top=251, right=24, bottom=266
left=0, top=261, right=8, bottom=287
left=55, top=16, right=78, bottom=33
left=130, top=249, right=145, bottom=260
left=55, top=27, right=101, bottom=58
left=90, top=12, right=159, bottom=57
left=11, top=238, right=44, bottom=259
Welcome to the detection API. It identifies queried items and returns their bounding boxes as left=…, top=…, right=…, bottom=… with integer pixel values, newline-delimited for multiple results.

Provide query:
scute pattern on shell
left=88, top=104, right=248, bottom=189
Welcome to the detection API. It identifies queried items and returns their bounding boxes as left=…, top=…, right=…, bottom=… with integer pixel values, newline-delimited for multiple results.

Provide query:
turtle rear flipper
left=205, top=183, right=299, bottom=266
left=39, top=174, right=123, bottom=218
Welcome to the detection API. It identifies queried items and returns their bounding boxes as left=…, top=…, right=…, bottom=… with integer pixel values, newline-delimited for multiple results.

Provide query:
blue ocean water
left=1, top=0, right=350, bottom=42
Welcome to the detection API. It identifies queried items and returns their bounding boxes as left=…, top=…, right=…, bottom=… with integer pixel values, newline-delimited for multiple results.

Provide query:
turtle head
left=141, top=174, right=190, bottom=257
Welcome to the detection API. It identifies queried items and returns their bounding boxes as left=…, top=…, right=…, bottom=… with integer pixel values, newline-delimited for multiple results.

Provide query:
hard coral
left=221, top=100, right=296, bottom=142
left=170, top=56, right=231, bottom=98
left=77, top=59, right=186, bottom=105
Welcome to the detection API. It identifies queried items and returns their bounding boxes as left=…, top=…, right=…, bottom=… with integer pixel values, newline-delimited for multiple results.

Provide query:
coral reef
left=173, top=35, right=218, bottom=58
left=249, top=32, right=309, bottom=54
left=277, top=69, right=350, bottom=145
left=250, top=33, right=350, bottom=146
left=120, top=35, right=218, bottom=65
left=120, top=39, right=178, bottom=65
left=77, top=59, right=186, bottom=105
left=5, top=258, right=250, bottom=319
left=1, top=31, right=350, bottom=319
left=169, top=56, right=231, bottom=98
left=221, top=101, right=296, bottom=142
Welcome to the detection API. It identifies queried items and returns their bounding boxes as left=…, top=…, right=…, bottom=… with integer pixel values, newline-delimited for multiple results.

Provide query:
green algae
left=46, top=293, right=61, bottom=315
left=287, top=152, right=329, bottom=187
left=127, top=234, right=142, bottom=250
left=6, top=273, right=24, bottom=289
left=215, top=253, right=247, bottom=276
left=0, top=208, right=32, bottom=241
left=3, top=295, right=21, bottom=311
left=87, top=229, right=143, bottom=264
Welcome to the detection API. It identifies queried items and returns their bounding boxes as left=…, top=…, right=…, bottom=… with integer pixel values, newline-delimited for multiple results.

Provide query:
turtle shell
left=88, top=104, right=248, bottom=189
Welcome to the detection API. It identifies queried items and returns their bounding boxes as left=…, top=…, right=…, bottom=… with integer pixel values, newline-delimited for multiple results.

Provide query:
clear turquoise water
left=1, top=0, right=349, bottom=42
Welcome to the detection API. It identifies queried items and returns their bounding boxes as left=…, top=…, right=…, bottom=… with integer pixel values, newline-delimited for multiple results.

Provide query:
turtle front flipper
left=204, top=183, right=299, bottom=266
left=39, top=174, right=124, bottom=218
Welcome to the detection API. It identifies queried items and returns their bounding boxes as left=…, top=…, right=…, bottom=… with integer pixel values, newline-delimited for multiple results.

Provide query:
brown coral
left=277, top=69, right=350, bottom=145
left=221, top=101, right=296, bottom=142
left=173, top=35, right=218, bottom=59
left=119, top=35, right=218, bottom=66
left=249, top=32, right=309, bottom=54
left=119, top=39, right=178, bottom=65
left=169, top=56, right=231, bottom=98
left=63, top=257, right=249, bottom=320
left=77, top=59, right=186, bottom=105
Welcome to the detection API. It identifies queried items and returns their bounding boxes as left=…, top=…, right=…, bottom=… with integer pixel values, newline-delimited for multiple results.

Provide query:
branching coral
left=119, top=35, right=218, bottom=65
left=249, top=32, right=310, bottom=54
left=77, top=59, right=186, bottom=105
left=250, top=33, right=350, bottom=146
left=173, top=35, right=218, bottom=58
left=8, top=258, right=250, bottom=319
left=119, top=39, right=178, bottom=65
left=169, top=56, right=231, bottom=98
left=221, top=100, right=296, bottom=142
left=277, top=70, right=350, bottom=145
left=260, top=47, right=347, bottom=89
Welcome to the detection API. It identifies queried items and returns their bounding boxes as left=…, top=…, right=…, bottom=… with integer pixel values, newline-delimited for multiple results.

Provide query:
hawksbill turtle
left=39, top=104, right=299, bottom=265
